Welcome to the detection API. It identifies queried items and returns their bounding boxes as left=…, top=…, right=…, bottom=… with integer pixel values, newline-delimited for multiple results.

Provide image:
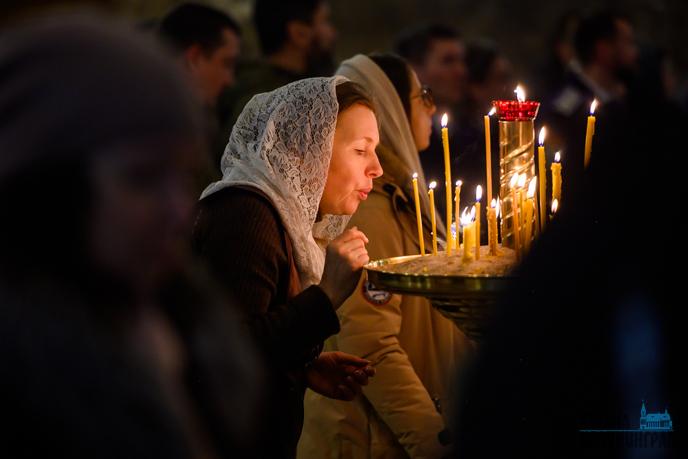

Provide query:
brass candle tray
left=364, top=255, right=516, bottom=341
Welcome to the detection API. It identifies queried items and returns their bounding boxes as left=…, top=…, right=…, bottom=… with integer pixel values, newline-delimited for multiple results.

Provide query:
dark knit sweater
left=192, top=186, right=340, bottom=458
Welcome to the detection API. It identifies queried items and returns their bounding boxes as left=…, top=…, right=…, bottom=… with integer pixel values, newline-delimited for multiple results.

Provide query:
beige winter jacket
left=297, top=145, right=473, bottom=459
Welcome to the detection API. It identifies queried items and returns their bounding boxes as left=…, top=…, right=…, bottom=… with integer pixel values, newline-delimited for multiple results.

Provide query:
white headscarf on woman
left=336, top=54, right=446, bottom=240
left=201, top=76, right=351, bottom=287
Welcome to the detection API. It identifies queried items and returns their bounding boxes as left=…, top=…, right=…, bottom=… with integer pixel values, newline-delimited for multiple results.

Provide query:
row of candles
left=410, top=84, right=598, bottom=260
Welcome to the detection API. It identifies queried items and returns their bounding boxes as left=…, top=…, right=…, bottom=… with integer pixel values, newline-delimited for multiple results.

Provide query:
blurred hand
left=305, top=351, right=376, bottom=401
left=319, top=227, right=369, bottom=308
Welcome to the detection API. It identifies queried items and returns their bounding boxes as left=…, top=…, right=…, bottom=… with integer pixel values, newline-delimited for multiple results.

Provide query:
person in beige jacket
left=298, top=54, right=473, bottom=459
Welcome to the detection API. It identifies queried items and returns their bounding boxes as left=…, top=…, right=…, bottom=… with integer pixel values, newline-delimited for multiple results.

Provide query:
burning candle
left=454, top=180, right=462, bottom=250
left=440, top=113, right=453, bottom=254
left=474, top=185, right=482, bottom=260
left=428, top=181, right=438, bottom=255
left=488, top=198, right=498, bottom=255
left=538, top=127, right=547, bottom=232
left=524, top=177, right=537, bottom=252
left=551, top=151, right=562, bottom=204
left=484, top=107, right=496, bottom=205
left=551, top=199, right=559, bottom=220
left=510, top=173, right=521, bottom=262
left=411, top=173, right=425, bottom=255
left=461, top=207, right=475, bottom=262
left=584, top=99, right=598, bottom=168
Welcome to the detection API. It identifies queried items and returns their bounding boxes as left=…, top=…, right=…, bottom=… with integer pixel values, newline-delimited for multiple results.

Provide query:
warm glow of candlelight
left=590, top=99, right=598, bottom=115
left=456, top=179, right=462, bottom=187
left=517, top=173, right=526, bottom=189
left=552, top=199, right=559, bottom=213
left=441, top=113, right=448, bottom=128
left=491, top=198, right=497, bottom=208
left=488, top=107, right=496, bottom=116
left=554, top=151, right=561, bottom=162
left=514, top=85, right=525, bottom=102
left=429, top=180, right=437, bottom=189
left=412, top=172, right=418, bottom=179
left=496, top=198, right=501, bottom=217
left=476, top=185, right=483, bottom=202
left=538, top=126, right=546, bottom=146
left=460, top=207, right=472, bottom=226
left=527, top=177, right=537, bottom=198
left=510, top=173, right=519, bottom=188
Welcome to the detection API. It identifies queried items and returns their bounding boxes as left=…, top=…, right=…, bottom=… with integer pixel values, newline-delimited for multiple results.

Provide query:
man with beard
left=217, top=0, right=337, bottom=159
left=541, top=10, right=638, bottom=204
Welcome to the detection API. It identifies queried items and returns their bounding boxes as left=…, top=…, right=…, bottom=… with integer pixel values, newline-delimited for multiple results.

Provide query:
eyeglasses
left=411, top=85, right=435, bottom=108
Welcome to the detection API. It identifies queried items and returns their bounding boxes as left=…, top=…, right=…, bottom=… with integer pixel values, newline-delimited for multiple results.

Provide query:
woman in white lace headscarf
left=299, top=54, right=473, bottom=459
left=193, top=76, right=382, bottom=458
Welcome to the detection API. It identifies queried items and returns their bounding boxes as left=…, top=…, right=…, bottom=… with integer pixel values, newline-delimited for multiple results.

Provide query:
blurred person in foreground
left=0, top=13, right=260, bottom=459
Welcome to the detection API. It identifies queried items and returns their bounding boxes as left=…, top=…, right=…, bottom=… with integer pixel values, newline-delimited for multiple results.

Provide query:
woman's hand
left=305, top=351, right=376, bottom=401
left=319, top=227, right=369, bottom=308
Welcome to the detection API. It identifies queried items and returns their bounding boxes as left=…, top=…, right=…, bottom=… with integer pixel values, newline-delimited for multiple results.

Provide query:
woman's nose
left=367, top=151, right=383, bottom=178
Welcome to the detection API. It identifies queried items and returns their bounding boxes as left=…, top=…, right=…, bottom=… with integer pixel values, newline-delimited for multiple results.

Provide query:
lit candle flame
left=517, top=173, right=527, bottom=189
left=514, top=85, right=525, bottom=102
left=476, top=185, right=483, bottom=202
left=441, top=113, right=448, bottom=128
left=488, top=107, right=496, bottom=116
left=554, top=151, right=561, bottom=163
left=412, top=172, right=418, bottom=179
left=527, top=177, right=537, bottom=198
left=429, top=180, right=437, bottom=190
left=491, top=198, right=497, bottom=208
left=456, top=179, right=462, bottom=187
left=460, top=207, right=472, bottom=226
left=471, top=206, right=476, bottom=219
left=538, top=126, right=546, bottom=146
left=510, top=173, right=519, bottom=188
left=590, top=99, right=598, bottom=115
left=551, top=199, right=559, bottom=214
left=496, top=198, right=501, bottom=218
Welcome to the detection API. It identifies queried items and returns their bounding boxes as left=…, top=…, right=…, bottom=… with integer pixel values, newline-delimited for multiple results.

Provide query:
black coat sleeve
left=193, top=188, right=340, bottom=370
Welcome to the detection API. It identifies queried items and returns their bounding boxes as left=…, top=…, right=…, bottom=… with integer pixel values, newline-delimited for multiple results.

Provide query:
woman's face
left=89, top=140, right=197, bottom=293
left=320, top=104, right=382, bottom=215
left=409, top=69, right=436, bottom=151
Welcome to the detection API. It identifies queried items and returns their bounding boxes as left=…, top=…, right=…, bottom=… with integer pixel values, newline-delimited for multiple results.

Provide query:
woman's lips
left=358, top=188, right=372, bottom=200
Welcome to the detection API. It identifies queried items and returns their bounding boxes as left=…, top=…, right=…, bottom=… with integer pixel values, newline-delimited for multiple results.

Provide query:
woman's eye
left=356, top=149, right=366, bottom=155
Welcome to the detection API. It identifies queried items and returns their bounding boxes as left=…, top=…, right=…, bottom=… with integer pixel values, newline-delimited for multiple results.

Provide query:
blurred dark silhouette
left=0, top=13, right=261, bottom=459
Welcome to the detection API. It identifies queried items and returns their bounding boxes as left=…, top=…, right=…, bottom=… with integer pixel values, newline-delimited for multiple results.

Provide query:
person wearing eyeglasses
left=298, top=53, right=473, bottom=459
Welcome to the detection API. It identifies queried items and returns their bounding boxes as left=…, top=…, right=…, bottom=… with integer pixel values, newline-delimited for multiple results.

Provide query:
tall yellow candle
left=488, top=199, right=498, bottom=255
left=440, top=113, right=453, bottom=254
left=428, top=181, right=438, bottom=255
left=484, top=107, right=496, bottom=205
left=524, top=178, right=537, bottom=252
left=411, top=173, right=425, bottom=256
left=454, top=180, right=462, bottom=250
left=474, top=185, right=482, bottom=260
left=509, top=173, right=521, bottom=262
left=584, top=99, right=598, bottom=168
left=551, top=151, right=562, bottom=204
left=517, top=173, right=527, bottom=258
left=537, top=127, right=547, bottom=232
left=461, top=207, right=475, bottom=262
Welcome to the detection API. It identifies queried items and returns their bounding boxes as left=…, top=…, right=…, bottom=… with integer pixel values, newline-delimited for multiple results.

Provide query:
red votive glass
left=492, top=100, right=540, bottom=121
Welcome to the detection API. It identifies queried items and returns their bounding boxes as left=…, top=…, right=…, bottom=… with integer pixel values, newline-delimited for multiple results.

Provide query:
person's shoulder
left=200, top=186, right=282, bottom=229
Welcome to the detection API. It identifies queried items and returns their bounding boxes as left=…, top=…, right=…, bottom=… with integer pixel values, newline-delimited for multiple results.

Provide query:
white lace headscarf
left=201, top=76, right=350, bottom=288
left=337, top=54, right=446, bottom=239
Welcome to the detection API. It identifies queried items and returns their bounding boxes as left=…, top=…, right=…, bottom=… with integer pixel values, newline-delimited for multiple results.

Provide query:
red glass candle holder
left=492, top=100, right=540, bottom=121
